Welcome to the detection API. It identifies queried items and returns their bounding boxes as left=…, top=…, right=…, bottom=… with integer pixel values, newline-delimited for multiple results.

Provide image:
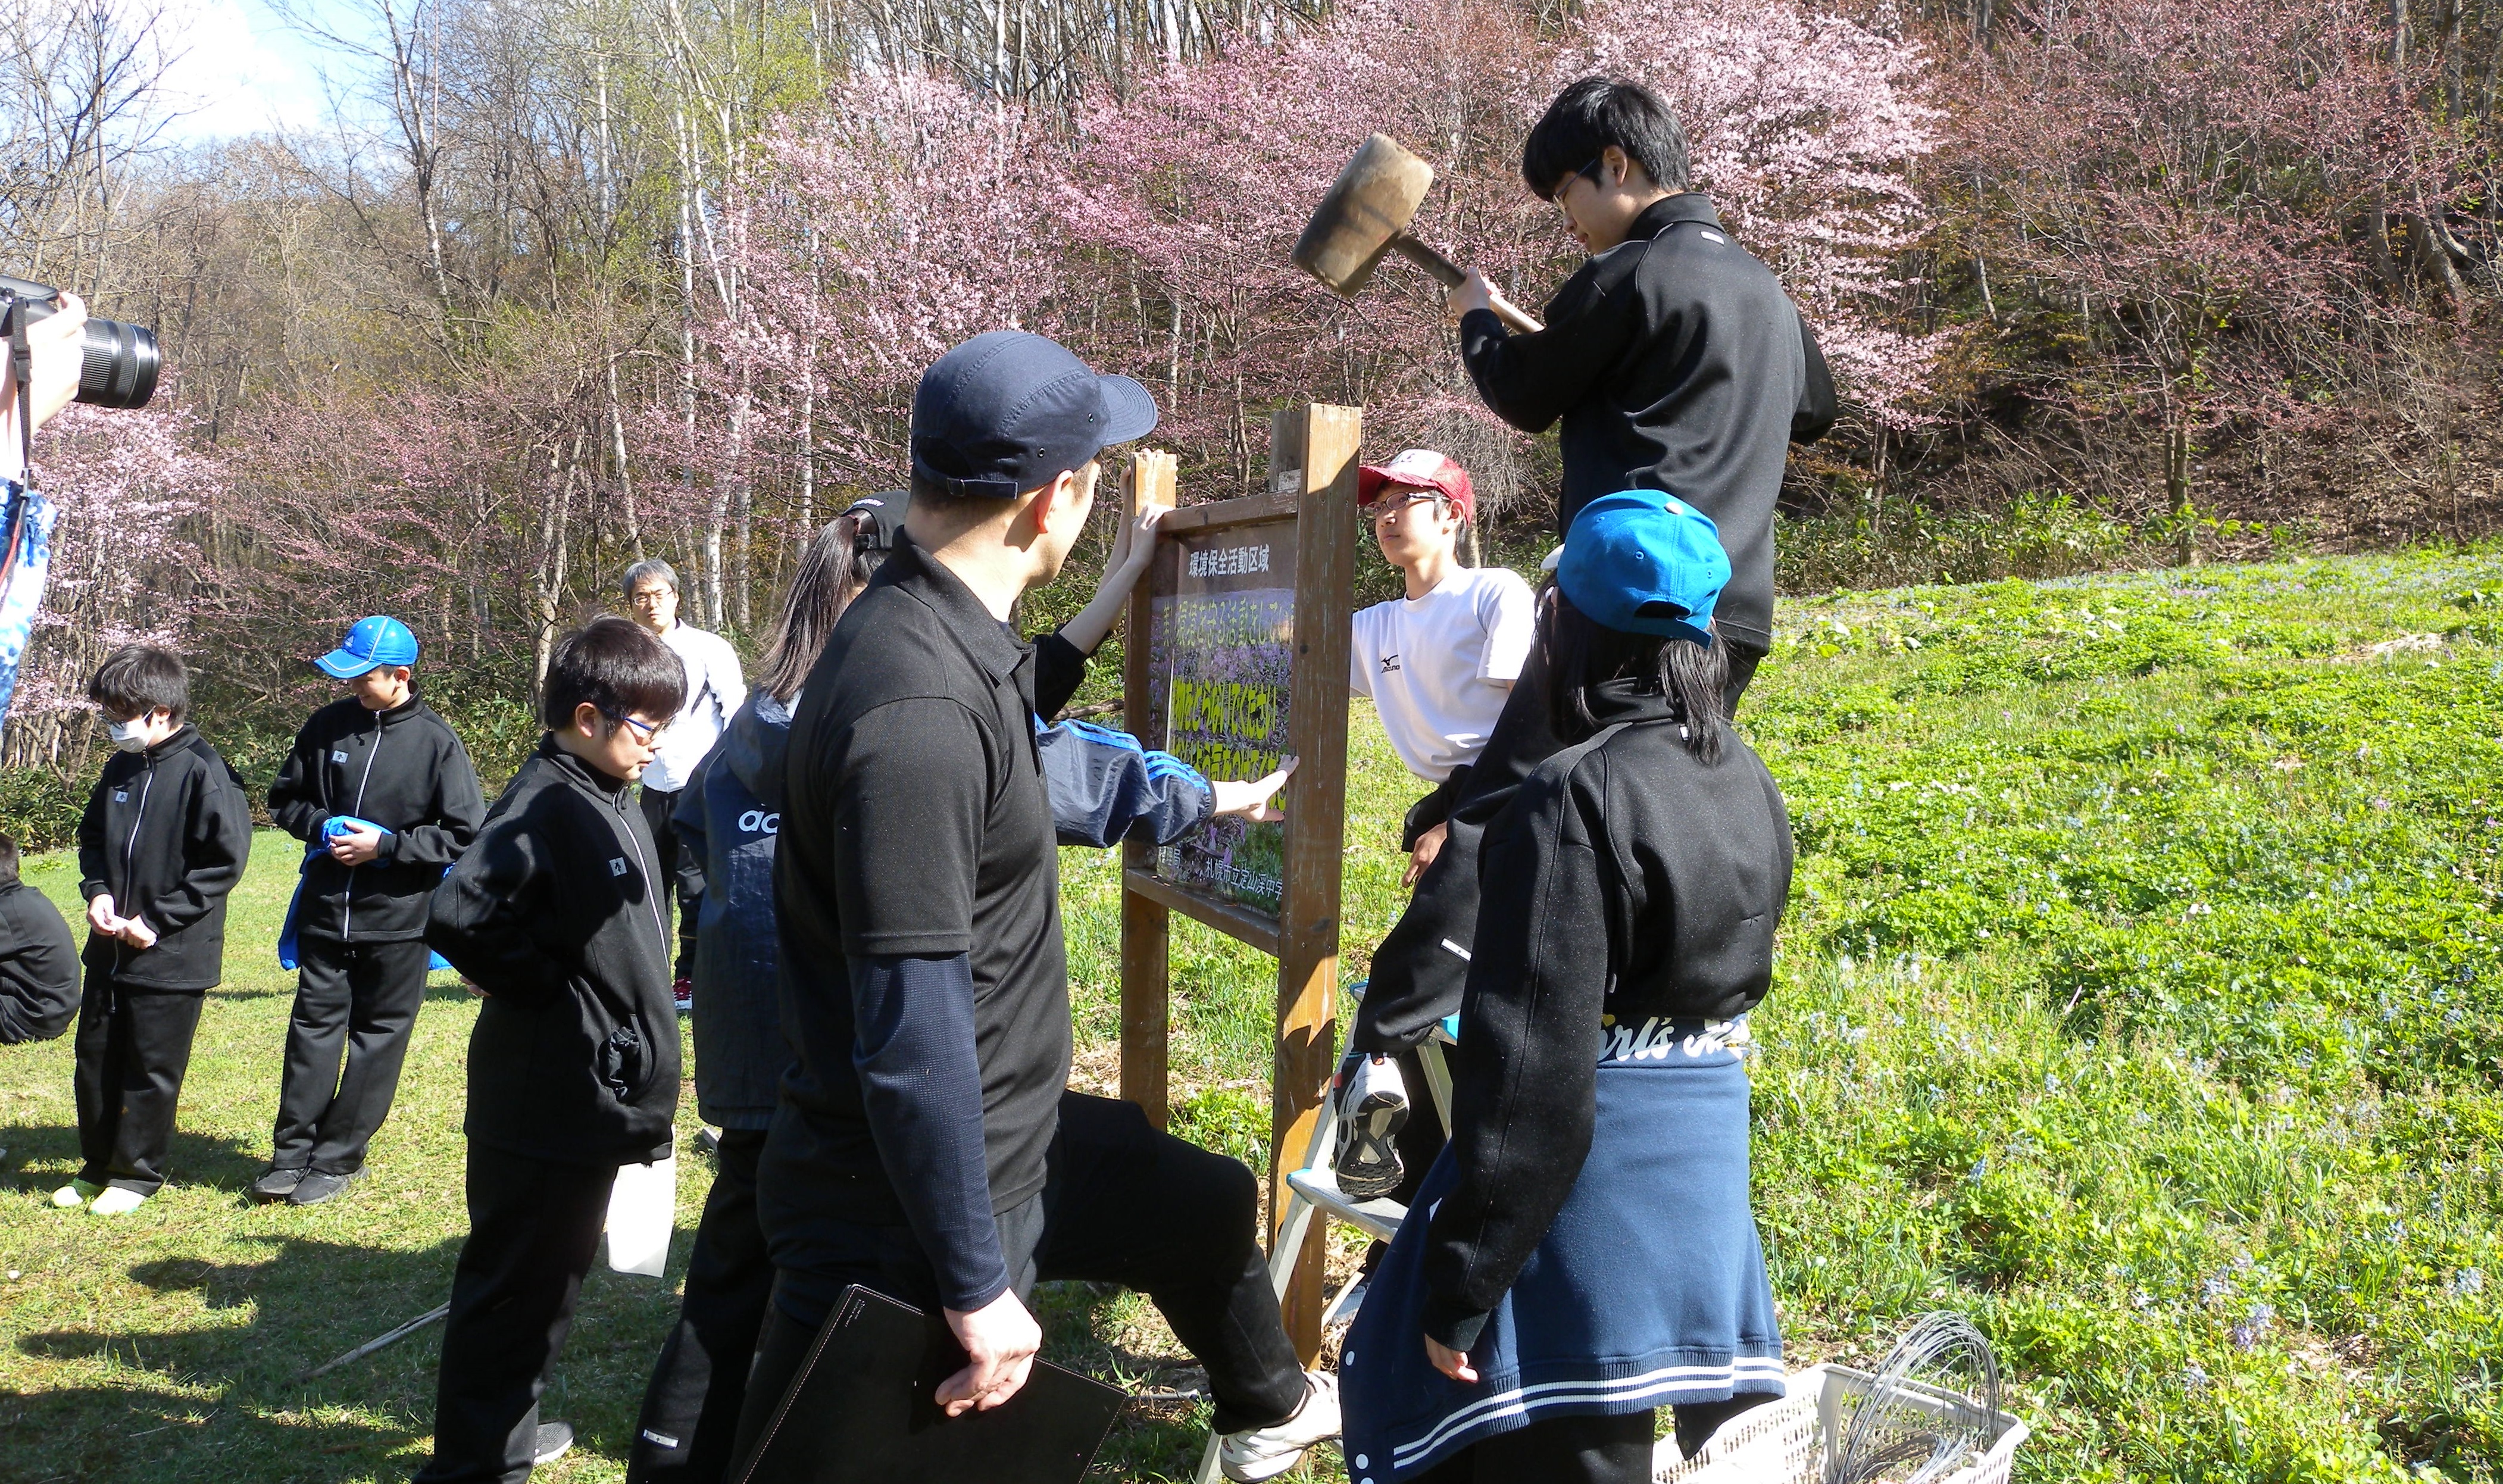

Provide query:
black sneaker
left=288, top=1167, right=365, bottom=1206
left=533, top=1420, right=574, bottom=1465
left=250, top=1165, right=307, bottom=1204
left=1332, top=1056, right=1409, bottom=1202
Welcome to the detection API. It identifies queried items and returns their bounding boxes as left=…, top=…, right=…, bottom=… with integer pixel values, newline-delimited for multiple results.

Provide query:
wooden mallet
left=1292, top=133, right=1544, bottom=333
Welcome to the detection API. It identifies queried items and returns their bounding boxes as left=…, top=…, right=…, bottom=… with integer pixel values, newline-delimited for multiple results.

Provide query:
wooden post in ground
left=1270, top=404, right=1360, bottom=1363
left=1118, top=449, right=1178, bottom=1129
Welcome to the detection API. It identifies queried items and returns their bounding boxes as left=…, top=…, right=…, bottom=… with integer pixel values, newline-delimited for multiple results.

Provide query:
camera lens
left=76, top=317, right=160, bottom=410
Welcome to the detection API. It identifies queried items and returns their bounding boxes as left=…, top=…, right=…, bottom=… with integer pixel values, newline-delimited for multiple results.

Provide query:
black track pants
left=638, top=786, right=699, bottom=982
left=270, top=935, right=433, bottom=1174
left=415, top=1146, right=618, bottom=1484
left=72, top=973, right=205, bottom=1195
left=732, top=1094, right=1308, bottom=1466
left=627, top=1129, right=772, bottom=1484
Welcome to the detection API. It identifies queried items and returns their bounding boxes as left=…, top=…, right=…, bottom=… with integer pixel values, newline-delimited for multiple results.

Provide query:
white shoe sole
left=1333, top=1094, right=1408, bottom=1202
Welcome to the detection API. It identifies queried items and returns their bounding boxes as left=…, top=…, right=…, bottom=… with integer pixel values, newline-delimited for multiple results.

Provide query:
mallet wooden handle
left=1391, top=235, right=1545, bottom=333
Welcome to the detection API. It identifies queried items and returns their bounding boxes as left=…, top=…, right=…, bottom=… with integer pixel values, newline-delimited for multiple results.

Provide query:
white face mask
left=107, top=717, right=152, bottom=752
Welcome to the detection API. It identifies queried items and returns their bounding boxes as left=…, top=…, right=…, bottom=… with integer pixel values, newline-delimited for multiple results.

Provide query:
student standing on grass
left=627, top=495, right=1293, bottom=1484
left=624, top=558, right=746, bottom=1013
left=255, top=616, right=485, bottom=1207
left=0, top=835, right=79, bottom=1045
left=1360, top=74, right=1836, bottom=1106
left=57, top=645, right=252, bottom=1216
left=739, top=332, right=1337, bottom=1483
left=1340, top=492, right=1793, bottom=1482
left=420, top=617, right=686, bottom=1483
left=1335, top=450, right=1533, bottom=1207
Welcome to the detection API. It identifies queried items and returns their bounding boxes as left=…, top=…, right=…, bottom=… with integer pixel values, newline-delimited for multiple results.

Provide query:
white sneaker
left=88, top=1186, right=148, bottom=1216
left=49, top=1179, right=101, bottom=1210
left=1332, top=1056, right=1409, bottom=1201
left=1218, top=1370, right=1340, bottom=1482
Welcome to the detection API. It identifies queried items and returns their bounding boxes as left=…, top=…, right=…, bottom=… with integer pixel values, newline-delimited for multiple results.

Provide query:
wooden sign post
left=1117, top=404, right=1360, bottom=1362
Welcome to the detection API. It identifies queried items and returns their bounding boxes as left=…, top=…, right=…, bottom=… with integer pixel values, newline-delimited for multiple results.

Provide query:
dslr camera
left=0, top=276, right=160, bottom=410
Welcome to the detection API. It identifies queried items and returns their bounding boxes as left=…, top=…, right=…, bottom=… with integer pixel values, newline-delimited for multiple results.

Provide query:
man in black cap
left=740, top=332, right=1337, bottom=1482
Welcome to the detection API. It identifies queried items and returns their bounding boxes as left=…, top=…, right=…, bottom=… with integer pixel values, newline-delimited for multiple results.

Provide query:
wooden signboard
left=1118, top=404, right=1359, bottom=1360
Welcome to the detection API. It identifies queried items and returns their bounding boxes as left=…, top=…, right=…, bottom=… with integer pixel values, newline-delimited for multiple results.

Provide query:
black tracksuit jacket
left=76, top=726, right=254, bottom=991
left=1417, top=681, right=1794, bottom=1347
left=1460, top=192, right=1837, bottom=653
left=427, top=736, right=680, bottom=1167
left=268, top=693, right=486, bottom=943
left=0, top=879, right=79, bottom=1042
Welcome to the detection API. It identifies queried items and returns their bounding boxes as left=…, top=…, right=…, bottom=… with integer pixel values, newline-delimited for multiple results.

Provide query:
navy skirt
left=1339, top=1020, right=1784, bottom=1483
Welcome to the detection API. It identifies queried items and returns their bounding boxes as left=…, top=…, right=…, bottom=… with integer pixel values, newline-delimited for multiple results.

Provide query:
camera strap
left=7, top=291, right=33, bottom=492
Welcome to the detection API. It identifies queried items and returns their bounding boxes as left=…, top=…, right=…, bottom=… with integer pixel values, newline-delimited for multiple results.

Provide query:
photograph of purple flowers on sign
left=1143, top=518, right=1297, bottom=916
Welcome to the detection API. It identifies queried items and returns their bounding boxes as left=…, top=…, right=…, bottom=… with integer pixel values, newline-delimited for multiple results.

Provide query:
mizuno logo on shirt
left=610, top=858, right=629, bottom=876
left=1380, top=654, right=1401, bottom=674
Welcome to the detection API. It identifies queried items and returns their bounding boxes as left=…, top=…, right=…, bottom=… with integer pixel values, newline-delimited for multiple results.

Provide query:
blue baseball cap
left=910, top=331, right=1158, bottom=498
left=1554, top=490, right=1730, bottom=647
left=315, top=616, right=419, bottom=678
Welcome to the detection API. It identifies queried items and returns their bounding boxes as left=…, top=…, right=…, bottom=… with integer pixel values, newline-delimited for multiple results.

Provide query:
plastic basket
left=1654, top=1364, right=2028, bottom=1484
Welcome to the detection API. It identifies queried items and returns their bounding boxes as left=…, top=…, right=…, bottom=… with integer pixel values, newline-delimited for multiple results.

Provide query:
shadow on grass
left=2, top=1123, right=264, bottom=1199
left=8, top=1231, right=463, bottom=1484
left=1031, top=1280, right=1225, bottom=1483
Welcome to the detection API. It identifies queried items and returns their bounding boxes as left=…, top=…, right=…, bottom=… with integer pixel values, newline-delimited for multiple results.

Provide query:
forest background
left=4, top=0, right=2502, bottom=826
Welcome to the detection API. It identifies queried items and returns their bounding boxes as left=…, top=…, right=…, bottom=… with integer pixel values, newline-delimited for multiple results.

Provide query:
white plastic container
left=1655, top=1364, right=2028, bottom=1484
left=604, top=1154, right=677, bottom=1277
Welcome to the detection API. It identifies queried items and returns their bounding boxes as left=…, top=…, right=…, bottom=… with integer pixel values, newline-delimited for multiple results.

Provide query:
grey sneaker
left=533, top=1420, right=574, bottom=1465
left=1332, top=1056, right=1408, bottom=1202
left=250, top=1165, right=307, bottom=1204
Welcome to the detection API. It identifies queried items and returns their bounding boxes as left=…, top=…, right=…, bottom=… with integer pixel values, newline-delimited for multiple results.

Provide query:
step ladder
left=1195, top=983, right=1454, bottom=1483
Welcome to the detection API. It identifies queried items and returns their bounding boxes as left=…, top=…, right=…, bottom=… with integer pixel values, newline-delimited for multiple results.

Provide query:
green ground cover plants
left=8, top=543, right=2503, bottom=1480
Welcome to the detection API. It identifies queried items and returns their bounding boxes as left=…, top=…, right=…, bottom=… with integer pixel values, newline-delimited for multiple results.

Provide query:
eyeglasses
left=605, top=711, right=668, bottom=745
left=1370, top=491, right=1449, bottom=522
left=1552, top=155, right=1607, bottom=210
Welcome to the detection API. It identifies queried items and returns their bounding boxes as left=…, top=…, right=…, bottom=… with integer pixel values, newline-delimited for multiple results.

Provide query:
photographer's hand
left=0, top=291, right=89, bottom=483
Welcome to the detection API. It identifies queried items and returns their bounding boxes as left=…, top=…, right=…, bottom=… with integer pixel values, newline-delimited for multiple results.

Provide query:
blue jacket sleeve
left=851, top=950, right=1007, bottom=1311
left=1039, top=718, right=1214, bottom=849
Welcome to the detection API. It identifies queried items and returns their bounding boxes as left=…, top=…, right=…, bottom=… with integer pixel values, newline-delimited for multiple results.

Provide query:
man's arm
left=851, top=951, right=1007, bottom=1308
left=1793, top=313, right=1838, bottom=445
left=1418, top=767, right=1612, bottom=1352
left=827, top=700, right=1002, bottom=1282
left=76, top=772, right=110, bottom=902
left=267, top=721, right=333, bottom=844
left=137, top=766, right=251, bottom=935
left=1457, top=261, right=1638, bottom=435
left=386, top=729, right=486, bottom=867
left=708, top=633, right=748, bottom=728
left=427, top=801, right=564, bottom=998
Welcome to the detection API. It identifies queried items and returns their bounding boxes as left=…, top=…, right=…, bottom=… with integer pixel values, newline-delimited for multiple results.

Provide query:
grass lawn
left=11, top=543, right=2503, bottom=1481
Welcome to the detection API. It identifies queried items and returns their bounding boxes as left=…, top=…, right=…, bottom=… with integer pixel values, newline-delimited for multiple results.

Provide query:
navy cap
left=910, top=332, right=1158, bottom=498
left=315, top=615, right=420, bottom=678
left=1554, top=490, right=1729, bottom=647
left=844, top=493, right=907, bottom=553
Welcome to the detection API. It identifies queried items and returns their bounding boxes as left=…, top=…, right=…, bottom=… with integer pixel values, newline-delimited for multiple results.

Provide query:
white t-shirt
left=1349, top=566, right=1537, bottom=782
left=643, top=623, right=748, bottom=793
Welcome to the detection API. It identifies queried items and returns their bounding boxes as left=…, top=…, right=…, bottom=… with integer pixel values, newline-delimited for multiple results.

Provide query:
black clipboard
left=730, top=1285, right=1129, bottom=1484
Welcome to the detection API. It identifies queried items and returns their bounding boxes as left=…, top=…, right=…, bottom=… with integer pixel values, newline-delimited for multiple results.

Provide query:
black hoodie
left=427, top=736, right=680, bottom=1167
left=674, top=691, right=793, bottom=1130
left=268, top=692, right=486, bottom=942
left=0, top=879, right=79, bottom=1042
left=1460, top=193, right=1836, bottom=653
left=1418, top=680, right=1793, bottom=1348
left=76, top=726, right=254, bottom=991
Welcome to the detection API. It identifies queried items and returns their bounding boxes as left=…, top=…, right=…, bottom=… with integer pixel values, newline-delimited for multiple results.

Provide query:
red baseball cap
left=1357, top=448, right=1473, bottom=523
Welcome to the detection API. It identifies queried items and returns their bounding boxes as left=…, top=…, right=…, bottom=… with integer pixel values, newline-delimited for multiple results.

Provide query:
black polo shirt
left=760, top=536, right=1067, bottom=1248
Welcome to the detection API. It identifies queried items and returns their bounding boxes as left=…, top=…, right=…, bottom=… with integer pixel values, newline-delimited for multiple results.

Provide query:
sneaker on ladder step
left=1332, top=1054, right=1408, bottom=1201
